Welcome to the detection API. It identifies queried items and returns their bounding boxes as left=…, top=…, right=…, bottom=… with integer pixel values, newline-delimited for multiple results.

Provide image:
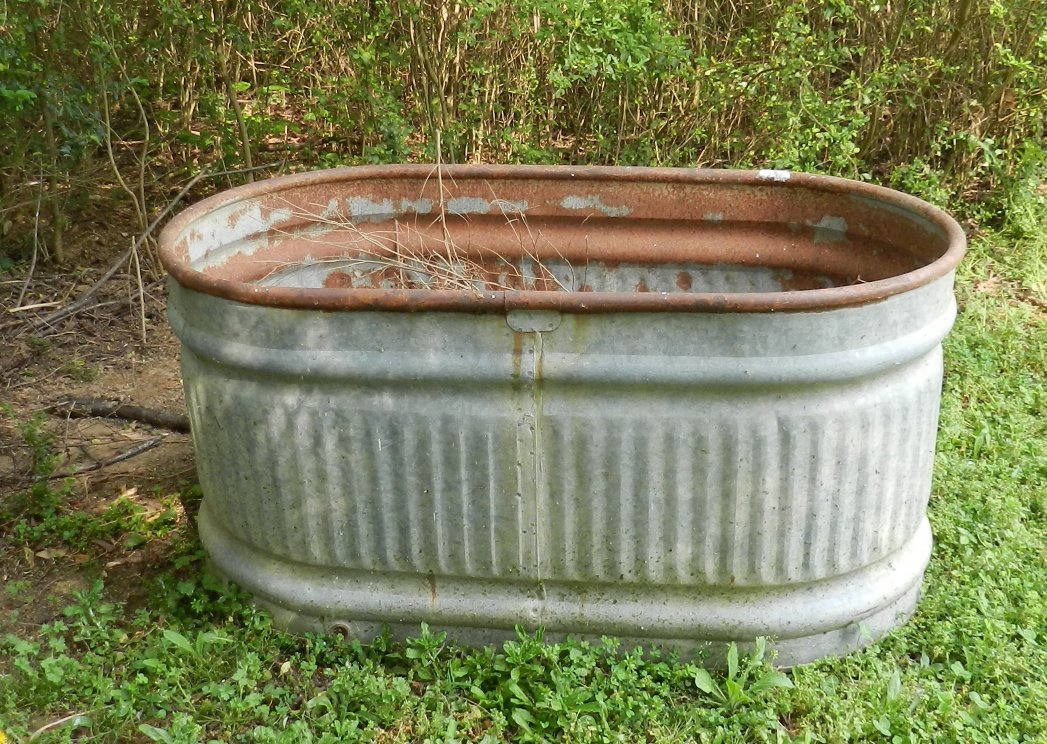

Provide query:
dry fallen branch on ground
left=48, top=435, right=167, bottom=480
left=49, top=397, right=190, bottom=433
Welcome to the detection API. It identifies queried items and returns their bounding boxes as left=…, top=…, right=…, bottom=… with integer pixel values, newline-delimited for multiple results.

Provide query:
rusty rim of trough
left=159, top=165, right=966, bottom=313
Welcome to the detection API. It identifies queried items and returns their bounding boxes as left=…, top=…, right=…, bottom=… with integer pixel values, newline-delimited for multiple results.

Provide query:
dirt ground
left=1, top=197, right=200, bottom=634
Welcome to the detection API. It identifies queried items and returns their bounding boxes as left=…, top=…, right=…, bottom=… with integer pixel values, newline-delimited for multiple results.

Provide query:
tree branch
left=30, top=162, right=282, bottom=333
left=49, top=397, right=190, bottom=433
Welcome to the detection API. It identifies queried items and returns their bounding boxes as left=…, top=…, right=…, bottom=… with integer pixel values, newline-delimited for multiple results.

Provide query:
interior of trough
left=205, top=214, right=934, bottom=294
left=164, top=169, right=958, bottom=303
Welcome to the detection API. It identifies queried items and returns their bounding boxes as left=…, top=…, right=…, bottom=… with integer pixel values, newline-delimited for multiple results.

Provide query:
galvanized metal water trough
left=160, top=165, right=964, bottom=665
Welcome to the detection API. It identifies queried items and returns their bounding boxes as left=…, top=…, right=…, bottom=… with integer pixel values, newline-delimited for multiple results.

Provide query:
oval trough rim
left=159, top=164, right=966, bottom=313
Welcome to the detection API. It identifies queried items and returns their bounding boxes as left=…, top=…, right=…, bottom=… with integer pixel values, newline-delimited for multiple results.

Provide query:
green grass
left=2, top=200, right=1045, bottom=743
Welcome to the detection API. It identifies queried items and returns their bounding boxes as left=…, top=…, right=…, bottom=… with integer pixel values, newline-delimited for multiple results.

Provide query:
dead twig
left=7, top=301, right=61, bottom=313
left=49, top=397, right=191, bottom=433
left=220, top=42, right=256, bottom=183
left=26, top=298, right=131, bottom=338
left=101, top=87, right=148, bottom=236
left=1017, top=290, right=1047, bottom=309
left=130, top=240, right=147, bottom=342
left=49, top=435, right=166, bottom=480
left=28, top=711, right=92, bottom=741
left=262, top=178, right=570, bottom=293
left=29, top=163, right=282, bottom=335
left=15, top=169, right=44, bottom=308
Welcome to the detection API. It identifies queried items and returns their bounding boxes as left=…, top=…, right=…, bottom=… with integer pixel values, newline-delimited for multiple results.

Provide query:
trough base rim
left=198, top=501, right=929, bottom=665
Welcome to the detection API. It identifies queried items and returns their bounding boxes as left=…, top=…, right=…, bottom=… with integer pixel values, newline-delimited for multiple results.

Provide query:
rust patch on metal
left=366, top=265, right=407, bottom=289
left=226, top=203, right=250, bottom=230
left=676, top=271, right=693, bottom=291
left=323, top=270, right=354, bottom=289
left=635, top=280, right=650, bottom=293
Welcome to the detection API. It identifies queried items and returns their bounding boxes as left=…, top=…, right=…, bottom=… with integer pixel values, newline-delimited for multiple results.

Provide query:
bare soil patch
left=2, top=198, right=198, bottom=629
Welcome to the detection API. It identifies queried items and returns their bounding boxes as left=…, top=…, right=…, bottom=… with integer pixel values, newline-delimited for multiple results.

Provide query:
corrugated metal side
left=183, top=357, right=540, bottom=579
left=176, top=276, right=951, bottom=593
left=535, top=350, right=942, bottom=586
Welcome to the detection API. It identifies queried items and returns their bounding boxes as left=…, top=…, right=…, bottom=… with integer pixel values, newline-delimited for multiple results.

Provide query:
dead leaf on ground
left=35, top=548, right=69, bottom=560
left=972, top=275, right=1003, bottom=294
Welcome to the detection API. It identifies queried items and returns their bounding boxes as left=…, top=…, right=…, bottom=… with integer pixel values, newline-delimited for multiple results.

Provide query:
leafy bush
left=1, top=0, right=1045, bottom=261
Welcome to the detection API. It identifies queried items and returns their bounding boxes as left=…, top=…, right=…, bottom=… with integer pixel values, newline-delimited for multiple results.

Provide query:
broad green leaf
left=161, top=628, right=196, bottom=658
left=511, top=708, right=536, bottom=730
left=507, top=680, right=530, bottom=704
left=139, top=724, right=175, bottom=743
left=752, top=636, right=767, bottom=665
left=887, top=668, right=902, bottom=700
left=123, top=533, right=148, bottom=549
left=725, top=677, right=748, bottom=706
left=750, top=670, right=795, bottom=694
left=726, top=643, right=739, bottom=681
left=693, top=667, right=718, bottom=695
left=872, top=715, right=892, bottom=736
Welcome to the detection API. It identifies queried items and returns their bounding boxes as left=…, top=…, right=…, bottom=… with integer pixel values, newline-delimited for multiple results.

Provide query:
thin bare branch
left=30, top=163, right=282, bottom=333
left=15, top=172, right=44, bottom=308
left=50, top=436, right=166, bottom=480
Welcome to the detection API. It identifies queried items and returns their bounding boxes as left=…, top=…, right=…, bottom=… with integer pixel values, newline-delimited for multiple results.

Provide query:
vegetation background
left=2, top=0, right=1046, bottom=262
left=1, top=0, right=1045, bottom=742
